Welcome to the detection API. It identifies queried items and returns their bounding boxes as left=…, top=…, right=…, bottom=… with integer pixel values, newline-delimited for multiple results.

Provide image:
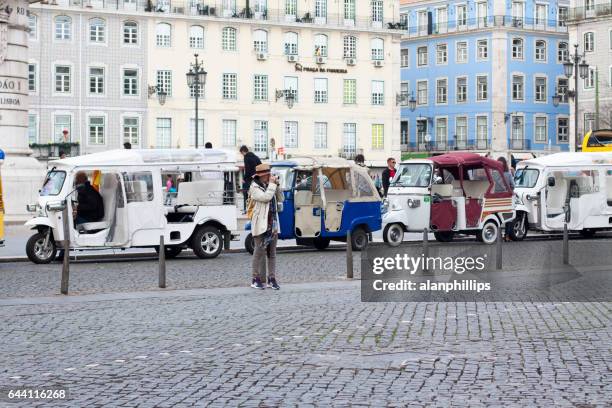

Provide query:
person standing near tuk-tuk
left=381, top=157, right=397, bottom=197
left=240, top=145, right=261, bottom=214
left=249, top=164, right=283, bottom=290
left=498, top=156, right=515, bottom=241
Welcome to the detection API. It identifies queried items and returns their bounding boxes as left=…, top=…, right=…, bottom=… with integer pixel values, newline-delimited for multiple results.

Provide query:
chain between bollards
left=159, top=235, right=166, bottom=288
left=60, top=203, right=70, bottom=295
left=495, top=224, right=503, bottom=270
left=346, top=230, right=353, bottom=279
left=422, top=228, right=429, bottom=273
left=563, top=222, right=569, bottom=265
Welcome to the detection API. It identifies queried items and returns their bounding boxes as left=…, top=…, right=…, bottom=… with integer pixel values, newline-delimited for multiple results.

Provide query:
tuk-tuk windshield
left=40, top=170, right=66, bottom=196
left=271, top=167, right=293, bottom=191
left=514, top=168, right=539, bottom=188
left=393, top=163, right=432, bottom=187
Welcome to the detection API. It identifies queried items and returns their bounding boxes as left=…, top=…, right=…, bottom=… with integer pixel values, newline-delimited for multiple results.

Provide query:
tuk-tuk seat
left=461, top=180, right=489, bottom=199
left=174, top=180, right=224, bottom=212
left=431, top=184, right=453, bottom=197
left=79, top=174, right=118, bottom=232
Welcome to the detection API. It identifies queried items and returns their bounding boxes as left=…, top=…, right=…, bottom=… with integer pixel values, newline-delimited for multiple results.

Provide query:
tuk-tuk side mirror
left=547, top=176, right=556, bottom=187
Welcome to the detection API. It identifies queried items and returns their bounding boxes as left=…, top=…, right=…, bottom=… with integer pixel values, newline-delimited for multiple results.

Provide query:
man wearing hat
left=249, top=163, right=284, bottom=290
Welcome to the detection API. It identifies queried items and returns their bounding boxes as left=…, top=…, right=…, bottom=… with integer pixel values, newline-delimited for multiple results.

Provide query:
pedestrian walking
left=248, top=163, right=284, bottom=290
left=498, top=156, right=515, bottom=241
left=381, top=157, right=397, bottom=197
left=240, top=145, right=261, bottom=213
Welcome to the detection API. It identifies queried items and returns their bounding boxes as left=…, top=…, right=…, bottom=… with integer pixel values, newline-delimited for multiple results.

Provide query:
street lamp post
left=186, top=54, right=207, bottom=149
left=558, top=44, right=589, bottom=150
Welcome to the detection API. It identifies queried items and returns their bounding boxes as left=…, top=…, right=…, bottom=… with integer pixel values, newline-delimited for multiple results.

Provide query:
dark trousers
left=252, top=234, right=277, bottom=281
left=242, top=180, right=251, bottom=211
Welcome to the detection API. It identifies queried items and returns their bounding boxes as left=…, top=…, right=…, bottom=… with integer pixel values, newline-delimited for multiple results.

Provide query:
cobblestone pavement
left=0, top=280, right=610, bottom=407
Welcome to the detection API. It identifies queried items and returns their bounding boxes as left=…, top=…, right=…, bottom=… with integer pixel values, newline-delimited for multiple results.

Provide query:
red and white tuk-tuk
left=382, top=153, right=515, bottom=245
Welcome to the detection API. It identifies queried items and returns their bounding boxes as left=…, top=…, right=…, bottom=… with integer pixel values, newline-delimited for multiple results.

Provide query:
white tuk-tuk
left=25, top=149, right=239, bottom=263
left=510, top=152, right=612, bottom=240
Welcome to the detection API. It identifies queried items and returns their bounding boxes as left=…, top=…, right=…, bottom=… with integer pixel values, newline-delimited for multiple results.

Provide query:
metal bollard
left=346, top=230, right=353, bottom=279
left=422, top=228, right=429, bottom=273
left=159, top=235, right=166, bottom=288
left=60, top=204, right=70, bottom=295
left=495, top=225, right=503, bottom=270
left=563, top=222, right=569, bottom=265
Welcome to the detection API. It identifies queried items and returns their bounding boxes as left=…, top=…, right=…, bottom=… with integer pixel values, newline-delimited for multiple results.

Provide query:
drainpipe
left=595, top=67, right=599, bottom=130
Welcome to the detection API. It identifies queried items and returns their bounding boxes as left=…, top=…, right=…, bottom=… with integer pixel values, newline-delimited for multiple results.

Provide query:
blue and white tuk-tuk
left=245, top=157, right=382, bottom=253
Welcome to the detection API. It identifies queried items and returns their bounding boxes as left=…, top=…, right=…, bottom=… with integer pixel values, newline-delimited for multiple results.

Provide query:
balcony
left=30, top=142, right=80, bottom=159
left=59, top=0, right=404, bottom=31
left=509, top=138, right=531, bottom=150
left=403, top=139, right=489, bottom=152
left=404, top=15, right=567, bottom=39
left=568, top=3, right=612, bottom=21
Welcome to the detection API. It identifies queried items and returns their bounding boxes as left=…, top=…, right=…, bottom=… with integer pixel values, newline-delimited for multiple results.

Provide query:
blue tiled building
left=399, top=0, right=571, bottom=157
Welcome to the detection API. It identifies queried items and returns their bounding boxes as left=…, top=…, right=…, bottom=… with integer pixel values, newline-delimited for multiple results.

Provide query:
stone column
left=0, top=0, right=44, bottom=221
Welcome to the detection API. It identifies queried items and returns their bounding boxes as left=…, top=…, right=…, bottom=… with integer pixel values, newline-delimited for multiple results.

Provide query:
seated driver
left=74, top=172, right=104, bottom=225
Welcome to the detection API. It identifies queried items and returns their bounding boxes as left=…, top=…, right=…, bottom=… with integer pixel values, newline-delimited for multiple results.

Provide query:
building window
left=456, top=41, right=467, bottom=63
left=284, top=121, right=298, bottom=148
left=54, top=16, right=71, bottom=40
left=535, top=40, right=546, bottom=62
left=534, top=116, right=547, bottom=142
left=401, top=120, right=408, bottom=145
left=156, top=23, right=171, bottom=47
left=456, top=5, right=467, bottom=28
left=223, top=73, right=238, bottom=99
left=417, top=80, right=428, bottom=105
left=371, top=0, right=383, bottom=25
left=28, top=114, right=38, bottom=144
left=558, top=6, right=568, bottom=26
left=156, top=118, right=172, bottom=148
left=54, top=65, right=71, bottom=93
left=476, top=75, right=488, bottom=100
left=189, top=25, right=204, bottom=49
left=253, top=29, right=268, bottom=53
left=584, top=32, right=594, bottom=52
left=54, top=115, right=71, bottom=142
left=284, top=76, right=298, bottom=102
left=584, top=113, right=595, bottom=132
left=511, top=116, right=524, bottom=142
left=123, top=21, right=138, bottom=44
left=314, top=78, right=328, bottom=103
left=585, top=0, right=595, bottom=12
left=89, top=18, right=105, bottom=43
left=512, top=75, right=524, bottom=101
left=343, top=79, right=356, bottom=104
left=371, top=80, right=384, bottom=105
left=558, top=41, right=568, bottom=62
left=222, top=119, right=237, bottom=146
left=477, top=39, right=488, bottom=60
left=400, top=48, right=409, bottom=67
left=88, top=116, right=105, bottom=145
left=314, top=34, right=328, bottom=56
left=436, top=79, right=447, bottom=104
left=557, top=117, right=569, bottom=142
left=285, top=0, right=297, bottom=18
left=28, top=63, right=36, bottom=92
left=123, top=69, right=138, bottom=96
left=343, top=123, right=356, bottom=156
left=456, top=116, right=467, bottom=145
left=371, top=124, right=384, bottom=150
left=253, top=74, right=268, bottom=101
left=456, top=77, right=467, bottom=103
left=435, top=118, right=447, bottom=144
left=284, top=32, right=298, bottom=55
left=400, top=82, right=409, bottom=104
left=512, top=38, right=523, bottom=59
left=535, top=3, right=547, bottom=25
left=371, top=38, right=384, bottom=60
left=343, top=35, right=356, bottom=58
left=584, top=68, right=595, bottom=89
left=314, top=122, right=327, bottom=149
left=315, top=0, right=328, bottom=21
left=189, top=118, right=205, bottom=147
left=557, top=77, right=568, bottom=103
left=535, top=76, right=546, bottom=102
left=436, top=44, right=447, bottom=64
left=344, top=0, right=355, bottom=22
left=28, top=14, right=37, bottom=39
left=222, top=27, right=237, bottom=51
left=417, top=46, right=427, bottom=66
left=123, top=117, right=139, bottom=146
left=223, top=0, right=237, bottom=16
left=89, top=67, right=104, bottom=95
left=156, top=70, right=172, bottom=96
left=477, top=115, right=488, bottom=141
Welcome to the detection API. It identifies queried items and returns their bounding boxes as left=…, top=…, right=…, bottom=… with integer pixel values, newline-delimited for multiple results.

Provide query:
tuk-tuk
left=244, top=157, right=382, bottom=253
left=509, top=152, right=612, bottom=240
left=25, top=149, right=239, bottom=264
left=382, top=153, right=514, bottom=245
left=0, top=149, right=5, bottom=248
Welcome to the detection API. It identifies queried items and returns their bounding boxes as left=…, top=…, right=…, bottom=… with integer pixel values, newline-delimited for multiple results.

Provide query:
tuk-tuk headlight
left=407, top=198, right=420, bottom=209
left=381, top=198, right=389, bottom=214
left=46, top=200, right=67, bottom=212
left=513, top=194, right=523, bottom=206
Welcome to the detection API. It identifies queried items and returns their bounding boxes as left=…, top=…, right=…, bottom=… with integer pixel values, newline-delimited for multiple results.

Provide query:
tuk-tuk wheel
left=26, top=231, right=57, bottom=264
left=478, top=221, right=499, bottom=245
left=154, top=246, right=183, bottom=259
left=508, top=212, right=528, bottom=241
left=351, top=227, right=368, bottom=251
left=433, top=231, right=454, bottom=243
left=383, top=223, right=404, bottom=247
left=313, top=237, right=330, bottom=250
left=245, top=233, right=255, bottom=255
left=191, top=226, right=224, bottom=259
left=580, top=229, right=596, bottom=238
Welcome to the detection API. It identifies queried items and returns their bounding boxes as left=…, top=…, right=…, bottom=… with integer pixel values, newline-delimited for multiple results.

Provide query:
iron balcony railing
left=403, top=139, right=490, bottom=152
left=404, top=15, right=567, bottom=39
left=509, top=138, right=532, bottom=150
left=57, top=0, right=403, bottom=31
left=568, top=3, right=612, bottom=20
left=30, top=142, right=80, bottom=159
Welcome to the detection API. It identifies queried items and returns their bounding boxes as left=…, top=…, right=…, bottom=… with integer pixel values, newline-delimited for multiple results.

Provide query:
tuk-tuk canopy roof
left=276, top=156, right=353, bottom=170
left=49, top=149, right=238, bottom=169
left=519, top=152, right=612, bottom=168
left=428, top=153, right=505, bottom=172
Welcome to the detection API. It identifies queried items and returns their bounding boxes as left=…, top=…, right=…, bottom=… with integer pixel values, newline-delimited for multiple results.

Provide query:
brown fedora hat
left=253, top=163, right=271, bottom=178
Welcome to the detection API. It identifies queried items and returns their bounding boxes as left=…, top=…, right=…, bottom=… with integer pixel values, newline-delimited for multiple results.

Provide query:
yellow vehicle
left=582, top=129, right=612, bottom=152
left=0, top=149, right=4, bottom=247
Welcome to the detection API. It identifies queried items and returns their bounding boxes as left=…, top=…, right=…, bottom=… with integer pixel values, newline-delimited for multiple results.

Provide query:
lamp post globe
left=563, top=61, right=574, bottom=78
left=578, top=61, right=589, bottom=79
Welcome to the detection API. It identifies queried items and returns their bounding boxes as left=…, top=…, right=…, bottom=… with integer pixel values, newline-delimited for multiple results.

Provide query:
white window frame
left=371, top=80, right=384, bottom=106
left=557, top=41, right=568, bottom=63
left=53, top=63, right=72, bottom=95
left=222, top=27, right=237, bottom=51
left=314, top=33, right=328, bottom=57
left=417, top=80, right=428, bottom=105
left=284, top=31, right=299, bottom=55
left=87, top=113, right=107, bottom=146
left=477, top=39, right=488, bottom=61
left=123, top=21, right=139, bottom=45
left=343, top=35, right=356, bottom=59
left=557, top=116, right=569, bottom=143
left=156, top=70, right=172, bottom=97
left=54, top=16, right=72, bottom=41
left=314, top=78, right=328, bottom=103
left=156, top=117, right=172, bottom=148
left=584, top=31, right=594, bottom=52
left=436, top=78, right=448, bottom=105
left=253, top=74, right=268, bottom=101
left=253, top=29, right=268, bottom=53
left=456, top=41, right=467, bottom=64
left=456, top=76, right=467, bottom=103
left=223, top=73, right=238, bottom=100
left=371, top=37, right=384, bottom=61
left=28, top=13, right=38, bottom=40
left=314, top=122, right=327, bottom=149
left=222, top=119, right=237, bottom=147
left=284, top=121, right=298, bottom=148
left=534, top=115, right=547, bottom=143
left=343, top=79, right=356, bottom=105
left=511, top=73, right=525, bottom=102
left=534, top=75, right=547, bottom=102
left=88, top=65, right=106, bottom=96
left=400, top=48, right=409, bottom=67
left=53, top=113, right=73, bottom=143
left=122, top=66, right=139, bottom=97
left=189, top=25, right=205, bottom=49
left=512, top=37, right=524, bottom=60
left=417, top=46, right=428, bottom=66
left=156, top=22, right=172, bottom=47
left=534, top=39, right=547, bottom=62
left=436, top=43, right=448, bottom=65
left=476, top=74, right=488, bottom=101
left=371, top=123, right=384, bottom=150
left=89, top=18, right=106, bottom=44
left=122, top=115, right=141, bottom=147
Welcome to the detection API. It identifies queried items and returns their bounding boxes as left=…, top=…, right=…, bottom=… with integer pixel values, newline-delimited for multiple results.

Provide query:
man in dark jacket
left=381, top=157, right=397, bottom=197
left=74, top=172, right=104, bottom=225
left=240, top=145, right=261, bottom=212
